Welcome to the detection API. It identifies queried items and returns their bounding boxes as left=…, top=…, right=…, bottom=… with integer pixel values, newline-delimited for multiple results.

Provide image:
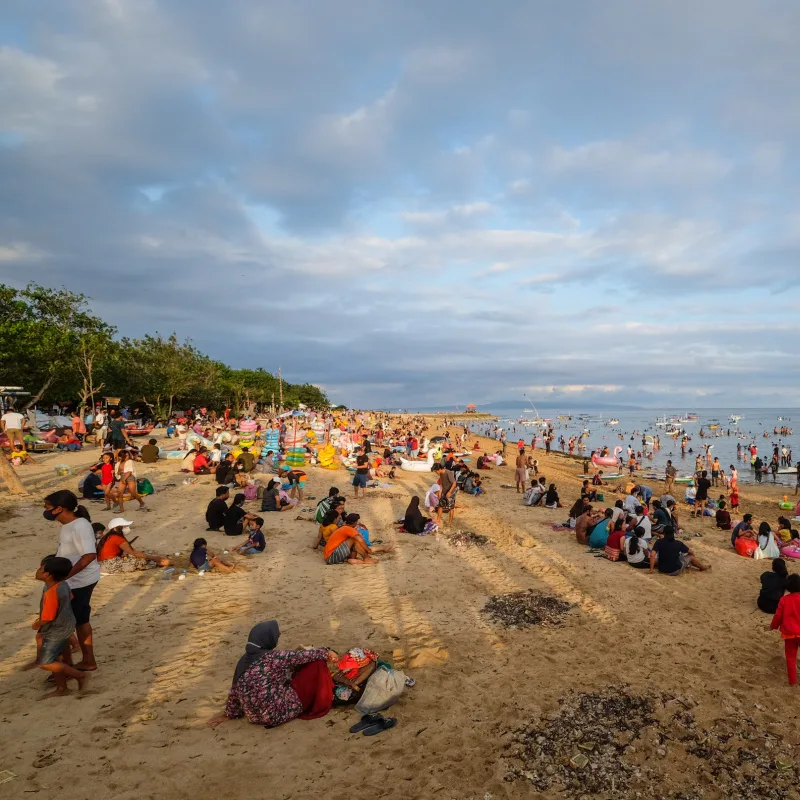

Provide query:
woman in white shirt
left=624, top=526, right=650, bottom=569
left=112, top=451, right=146, bottom=513
left=44, top=490, right=101, bottom=672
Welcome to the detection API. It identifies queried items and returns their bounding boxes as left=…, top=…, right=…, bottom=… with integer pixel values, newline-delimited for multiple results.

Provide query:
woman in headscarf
left=402, top=496, right=430, bottom=535
left=207, top=621, right=338, bottom=728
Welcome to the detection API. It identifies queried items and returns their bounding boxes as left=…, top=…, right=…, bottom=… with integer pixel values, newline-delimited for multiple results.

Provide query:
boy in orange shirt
left=31, top=556, right=88, bottom=697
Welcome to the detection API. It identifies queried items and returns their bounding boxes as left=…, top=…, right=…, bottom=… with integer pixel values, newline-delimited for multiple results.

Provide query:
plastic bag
left=137, top=478, right=155, bottom=496
left=355, top=666, right=406, bottom=714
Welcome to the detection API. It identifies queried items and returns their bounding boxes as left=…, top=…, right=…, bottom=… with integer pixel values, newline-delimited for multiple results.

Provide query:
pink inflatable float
left=591, top=447, right=622, bottom=468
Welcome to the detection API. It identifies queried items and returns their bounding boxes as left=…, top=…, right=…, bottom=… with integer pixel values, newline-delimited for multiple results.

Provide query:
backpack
left=243, top=483, right=258, bottom=501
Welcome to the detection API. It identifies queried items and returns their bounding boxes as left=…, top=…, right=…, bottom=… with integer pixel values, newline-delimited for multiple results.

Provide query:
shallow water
left=419, top=407, right=799, bottom=487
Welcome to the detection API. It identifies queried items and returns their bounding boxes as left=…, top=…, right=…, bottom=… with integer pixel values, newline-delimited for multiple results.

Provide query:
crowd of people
left=18, top=402, right=800, bottom=711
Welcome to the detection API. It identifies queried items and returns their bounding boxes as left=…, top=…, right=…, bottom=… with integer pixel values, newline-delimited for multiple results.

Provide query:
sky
left=1, top=0, right=799, bottom=409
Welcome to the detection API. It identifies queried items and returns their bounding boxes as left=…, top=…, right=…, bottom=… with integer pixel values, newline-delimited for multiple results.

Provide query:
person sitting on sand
left=588, top=508, right=614, bottom=549
left=627, top=505, right=652, bottom=541
left=322, top=513, right=391, bottom=566
left=758, top=558, right=789, bottom=614
left=315, top=487, right=340, bottom=524
left=651, top=500, right=670, bottom=534
left=524, top=477, right=548, bottom=507
left=190, top=538, right=234, bottom=573
left=567, top=497, right=589, bottom=528
left=401, top=496, right=432, bottom=535
left=731, top=513, right=755, bottom=548
left=757, top=522, right=782, bottom=559
left=97, top=518, right=172, bottom=573
left=476, top=453, right=491, bottom=470
left=544, top=483, right=561, bottom=509
left=206, top=621, right=338, bottom=729
left=313, top=506, right=344, bottom=550
left=232, top=517, right=266, bottom=555
left=649, top=526, right=710, bottom=575
left=580, top=480, right=597, bottom=503
left=260, top=479, right=292, bottom=513
left=224, top=493, right=258, bottom=536
left=575, top=506, right=601, bottom=545
left=713, top=499, right=731, bottom=531
left=29, top=556, right=88, bottom=698
left=206, top=486, right=230, bottom=531
left=625, top=526, right=651, bottom=569
left=193, top=446, right=217, bottom=475
left=139, top=438, right=159, bottom=464
left=604, top=518, right=627, bottom=562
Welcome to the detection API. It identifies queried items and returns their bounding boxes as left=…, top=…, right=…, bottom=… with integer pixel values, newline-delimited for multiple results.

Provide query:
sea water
left=415, top=407, right=799, bottom=487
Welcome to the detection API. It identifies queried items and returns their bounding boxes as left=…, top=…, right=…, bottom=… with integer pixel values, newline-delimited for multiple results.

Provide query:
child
left=99, top=452, right=115, bottom=510
left=729, top=486, right=739, bottom=512
left=233, top=517, right=266, bottom=554
left=770, top=573, right=800, bottom=686
left=31, top=556, right=88, bottom=697
left=190, top=538, right=234, bottom=574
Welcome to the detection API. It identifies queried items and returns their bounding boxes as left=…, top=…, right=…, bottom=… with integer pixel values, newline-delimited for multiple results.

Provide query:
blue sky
left=1, top=0, right=799, bottom=408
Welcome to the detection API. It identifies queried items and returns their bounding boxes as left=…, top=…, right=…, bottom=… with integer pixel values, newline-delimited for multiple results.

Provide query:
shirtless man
left=515, top=449, right=527, bottom=494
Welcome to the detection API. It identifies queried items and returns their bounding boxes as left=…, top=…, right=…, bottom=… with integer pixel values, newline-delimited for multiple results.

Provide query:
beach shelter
left=466, top=404, right=477, bottom=413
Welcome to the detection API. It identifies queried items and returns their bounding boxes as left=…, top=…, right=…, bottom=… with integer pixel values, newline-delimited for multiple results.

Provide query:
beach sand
left=1, top=419, right=799, bottom=798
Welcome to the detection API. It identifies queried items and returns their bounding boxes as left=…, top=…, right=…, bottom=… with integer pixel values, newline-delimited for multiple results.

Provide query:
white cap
left=108, top=517, right=133, bottom=529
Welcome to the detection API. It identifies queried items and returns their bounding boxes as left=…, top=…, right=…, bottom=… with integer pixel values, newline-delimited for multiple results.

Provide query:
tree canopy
left=0, top=283, right=329, bottom=415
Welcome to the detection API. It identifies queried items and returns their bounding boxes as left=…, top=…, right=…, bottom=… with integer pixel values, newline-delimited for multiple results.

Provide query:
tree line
left=0, top=283, right=329, bottom=418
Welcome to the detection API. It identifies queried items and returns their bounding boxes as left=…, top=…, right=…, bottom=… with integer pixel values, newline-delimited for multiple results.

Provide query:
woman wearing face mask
left=96, top=517, right=173, bottom=574
left=43, top=490, right=101, bottom=671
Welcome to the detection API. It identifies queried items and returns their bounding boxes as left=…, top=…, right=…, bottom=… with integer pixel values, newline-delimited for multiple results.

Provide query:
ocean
left=412, top=407, right=799, bottom=487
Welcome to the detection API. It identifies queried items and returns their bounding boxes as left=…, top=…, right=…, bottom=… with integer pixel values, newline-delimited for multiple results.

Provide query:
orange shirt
left=323, top=525, right=358, bottom=559
left=98, top=532, right=125, bottom=561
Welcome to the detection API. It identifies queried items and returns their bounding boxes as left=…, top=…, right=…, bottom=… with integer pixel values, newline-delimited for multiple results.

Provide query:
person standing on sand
left=664, top=460, right=676, bottom=495
left=515, top=449, right=527, bottom=494
left=43, top=490, right=100, bottom=672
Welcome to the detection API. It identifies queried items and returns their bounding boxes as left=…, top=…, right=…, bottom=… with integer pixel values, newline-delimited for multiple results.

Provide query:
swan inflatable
left=400, top=449, right=438, bottom=472
left=591, top=446, right=622, bottom=468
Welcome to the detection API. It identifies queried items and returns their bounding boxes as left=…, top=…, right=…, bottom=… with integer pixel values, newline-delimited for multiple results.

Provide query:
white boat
left=729, top=414, right=743, bottom=423
left=655, top=416, right=669, bottom=427
left=608, top=418, right=620, bottom=425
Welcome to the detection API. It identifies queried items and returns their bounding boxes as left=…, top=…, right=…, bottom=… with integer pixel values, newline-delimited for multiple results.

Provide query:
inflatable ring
left=780, top=502, right=794, bottom=510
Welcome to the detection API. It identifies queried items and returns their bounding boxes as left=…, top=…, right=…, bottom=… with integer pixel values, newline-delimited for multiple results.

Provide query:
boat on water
left=655, top=416, right=669, bottom=427
left=608, top=418, right=620, bottom=425
left=729, top=414, right=743, bottom=423
left=686, top=413, right=699, bottom=421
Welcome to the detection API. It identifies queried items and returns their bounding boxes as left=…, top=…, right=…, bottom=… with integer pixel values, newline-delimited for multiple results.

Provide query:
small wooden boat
left=125, top=425, right=154, bottom=437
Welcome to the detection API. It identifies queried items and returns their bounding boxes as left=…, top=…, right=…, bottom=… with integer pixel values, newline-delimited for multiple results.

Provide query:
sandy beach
left=1, top=418, right=799, bottom=799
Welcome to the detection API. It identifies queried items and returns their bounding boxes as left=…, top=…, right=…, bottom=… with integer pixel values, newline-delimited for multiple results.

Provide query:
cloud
left=1, top=0, right=799, bottom=407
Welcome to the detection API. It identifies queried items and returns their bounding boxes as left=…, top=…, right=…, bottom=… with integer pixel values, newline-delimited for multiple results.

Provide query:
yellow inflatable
left=318, top=443, right=338, bottom=469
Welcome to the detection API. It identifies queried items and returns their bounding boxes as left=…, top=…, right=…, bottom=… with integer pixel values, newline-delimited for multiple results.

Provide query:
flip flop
left=362, top=717, right=397, bottom=736
left=349, top=713, right=384, bottom=733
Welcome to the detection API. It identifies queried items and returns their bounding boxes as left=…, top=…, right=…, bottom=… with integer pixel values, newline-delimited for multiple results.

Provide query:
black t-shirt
left=356, top=455, right=369, bottom=475
left=653, top=538, right=689, bottom=573
left=206, top=498, right=228, bottom=530
left=224, top=505, right=246, bottom=535
left=759, top=572, right=787, bottom=610
left=82, top=472, right=102, bottom=498
left=695, top=478, right=711, bottom=501
left=216, top=461, right=232, bottom=484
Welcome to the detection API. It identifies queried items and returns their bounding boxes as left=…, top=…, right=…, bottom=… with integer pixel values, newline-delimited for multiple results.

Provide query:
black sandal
left=349, top=713, right=383, bottom=733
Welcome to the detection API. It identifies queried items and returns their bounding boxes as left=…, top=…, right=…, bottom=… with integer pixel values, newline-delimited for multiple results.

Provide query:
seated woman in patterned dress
left=207, top=621, right=339, bottom=728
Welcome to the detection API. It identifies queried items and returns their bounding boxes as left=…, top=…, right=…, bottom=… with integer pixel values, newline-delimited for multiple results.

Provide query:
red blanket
left=290, top=661, right=334, bottom=720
